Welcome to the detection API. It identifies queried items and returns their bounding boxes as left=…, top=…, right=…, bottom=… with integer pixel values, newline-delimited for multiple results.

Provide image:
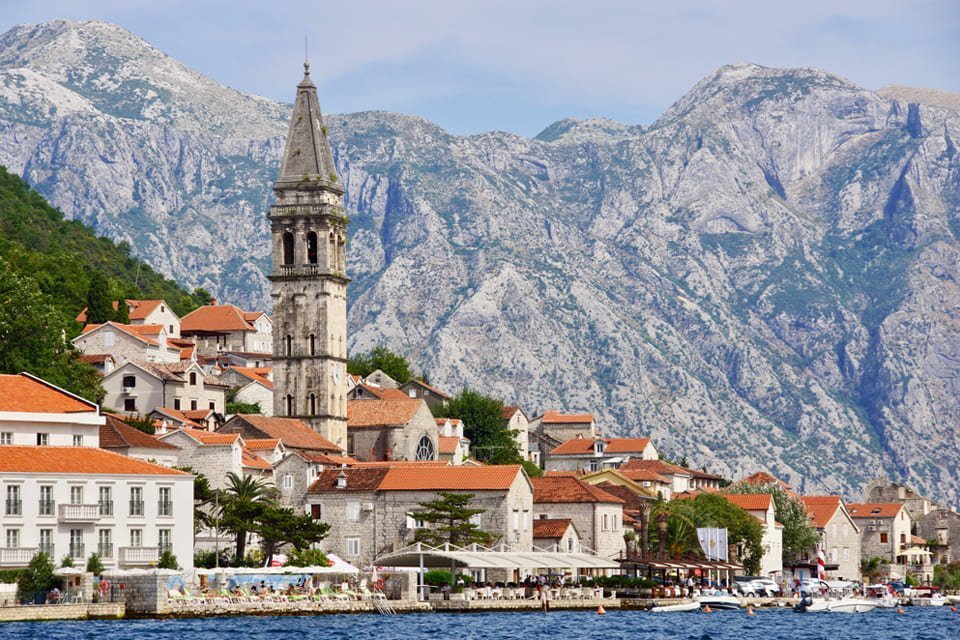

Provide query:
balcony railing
left=58, top=503, right=99, bottom=522
left=158, top=500, right=173, bottom=517
left=38, top=499, right=55, bottom=516
left=0, top=547, right=37, bottom=566
left=276, top=264, right=325, bottom=277
left=69, top=543, right=85, bottom=559
left=159, top=542, right=172, bottom=554
left=5, top=499, right=22, bottom=515
left=97, top=543, right=114, bottom=559
left=129, top=500, right=145, bottom=516
left=98, top=500, right=114, bottom=516
left=119, top=546, right=160, bottom=565
left=39, top=543, right=54, bottom=557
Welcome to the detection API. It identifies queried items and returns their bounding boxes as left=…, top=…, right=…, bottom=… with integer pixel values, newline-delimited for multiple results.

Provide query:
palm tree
left=647, top=497, right=699, bottom=558
left=220, top=472, right=273, bottom=563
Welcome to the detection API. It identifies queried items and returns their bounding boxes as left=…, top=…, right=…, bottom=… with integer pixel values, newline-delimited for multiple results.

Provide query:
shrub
left=60, top=555, right=74, bottom=568
left=288, top=548, right=329, bottom=567
left=157, top=550, right=180, bottom=570
left=423, top=569, right=452, bottom=586
left=86, top=553, right=104, bottom=575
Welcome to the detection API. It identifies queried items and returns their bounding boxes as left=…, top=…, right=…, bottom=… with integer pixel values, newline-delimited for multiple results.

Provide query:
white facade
left=72, top=323, right=182, bottom=364
left=0, top=412, right=102, bottom=448
left=102, top=361, right=226, bottom=416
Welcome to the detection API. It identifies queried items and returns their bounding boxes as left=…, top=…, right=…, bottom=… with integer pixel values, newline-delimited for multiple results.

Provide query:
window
left=282, top=231, right=295, bottom=266
left=39, top=529, right=53, bottom=556
left=190, top=400, right=198, bottom=411
left=123, top=398, right=136, bottom=412
left=37, top=433, right=49, bottom=446
left=309, top=334, right=316, bottom=356
left=98, top=529, right=113, bottom=558
left=209, top=401, right=215, bottom=410
left=72, top=434, right=83, bottom=447
left=282, top=474, right=294, bottom=491
left=880, top=532, right=889, bottom=544
left=346, top=501, right=361, bottom=522
left=70, top=486, right=84, bottom=505
left=0, top=432, right=11, bottom=445
left=589, top=460, right=599, bottom=472
left=158, top=528, right=171, bottom=553
left=285, top=394, right=294, bottom=416
left=602, top=513, right=609, bottom=531
left=189, top=372, right=197, bottom=386
left=406, top=514, right=425, bottom=529
left=69, top=529, right=84, bottom=558
left=5, top=529, right=19, bottom=548
left=169, top=324, right=173, bottom=333
left=173, top=398, right=181, bottom=410
left=415, top=436, right=435, bottom=461
left=567, top=536, right=575, bottom=552
left=129, top=487, right=144, bottom=516
left=310, top=504, right=323, bottom=520
left=285, top=335, right=293, bottom=356
left=122, top=375, right=136, bottom=388
left=98, top=486, right=113, bottom=516
left=129, top=528, right=142, bottom=547
left=5, top=485, right=21, bottom=515
left=469, top=513, right=482, bottom=527
left=158, top=487, right=172, bottom=516
left=522, top=511, right=529, bottom=531
left=513, top=510, right=520, bottom=529
left=309, top=394, right=317, bottom=415
left=104, top=332, right=115, bottom=347
left=307, top=231, right=318, bottom=265
left=345, top=537, right=361, bottom=557
left=39, top=486, right=54, bottom=515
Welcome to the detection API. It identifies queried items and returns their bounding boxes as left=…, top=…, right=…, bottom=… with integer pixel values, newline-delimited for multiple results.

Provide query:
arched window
left=285, top=335, right=293, bottom=356
left=306, top=231, right=318, bottom=265
left=189, top=372, right=197, bottom=386
left=415, top=436, right=435, bottom=461
left=282, top=231, right=295, bottom=266
left=309, top=393, right=317, bottom=415
left=309, top=334, right=316, bottom=356
left=285, top=394, right=294, bottom=416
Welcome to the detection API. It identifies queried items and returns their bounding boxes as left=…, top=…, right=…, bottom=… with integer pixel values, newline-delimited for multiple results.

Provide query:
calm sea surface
left=0, top=608, right=958, bottom=640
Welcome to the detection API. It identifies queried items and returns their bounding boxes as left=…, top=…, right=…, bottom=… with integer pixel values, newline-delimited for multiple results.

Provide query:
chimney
left=209, top=298, right=217, bottom=306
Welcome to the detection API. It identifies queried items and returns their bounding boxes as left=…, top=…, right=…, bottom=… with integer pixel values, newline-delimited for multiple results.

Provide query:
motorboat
left=697, top=594, right=742, bottom=610
left=650, top=600, right=700, bottom=612
left=913, top=593, right=948, bottom=606
left=947, top=594, right=960, bottom=605
left=864, top=584, right=899, bottom=608
left=794, top=595, right=876, bottom=613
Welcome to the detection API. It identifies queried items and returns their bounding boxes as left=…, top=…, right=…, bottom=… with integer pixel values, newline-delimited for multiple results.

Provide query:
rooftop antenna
left=304, top=36, right=309, bottom=74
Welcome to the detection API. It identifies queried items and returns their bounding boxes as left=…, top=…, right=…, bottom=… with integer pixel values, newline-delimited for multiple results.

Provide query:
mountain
left=2, top=20, right=960, bottom=504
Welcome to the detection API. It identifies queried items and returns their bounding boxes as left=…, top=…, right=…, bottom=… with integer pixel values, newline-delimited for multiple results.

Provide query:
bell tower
left=269, top=62, right=348, bottom=447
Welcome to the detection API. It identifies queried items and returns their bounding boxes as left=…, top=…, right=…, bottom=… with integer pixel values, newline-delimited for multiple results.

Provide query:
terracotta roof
left=151, top=407, right=204, bottom=429
left=347, top=460, right=450, bottom=468
left=532, top=476, right=624, bottom=504
left=127, top=299, right=166, bottom=321
left=243, top=311, right=269, bottom=323
left=402, top=378, right=451, bottom=399
left=183, top=409, right=214, bottom=421
left=78, top=353, right=113, bottom=365
left=801, top=496, right=843, bottom=528
left=242, top=447, right=272, bottom=470
left=549, top=437, right=652, bottom=456
left=594, top=482, right=655, bottom=509
left=436, top=418, right=462, bottom=426
left=376, top=465, right=522, bottom=491
left=0, top=446, right=188, bottom=475
left=228, top=366, right=274, bottom=390
left=438, top=436, right=460, bottom=454
left=910, top=535, right=926, bottom=546
left=308, top=467, right=390, bottom=492
left=722, top=493, right=773, bottom=512
left=541, top=411, right=594, bottom=424
left=741, top=471, right=793, bottom=490
left=228, top=415, right=340, bottom=452
left=245, top=438, right=281, bottom=451
left=100, top=415, right=179, bottom=451
left=502, top=405, right=524, bottom=419
left=0, top=373, right=99, bottom=414
left=348, top=398, right=423, bottom=428
left=181, top=304, right=255, bottom=333
left=533, top=518, right=574, bottom=539
left=620, top=459, right=691, bottom=478
left=618, top=468, right=670, bottom=483
left=176, top=427, right=240, bottom=445
left=295, top=452, right=358, bottom=466
left=80, top=322, right=163, bottom=346
left=847, top=503, right=905, bottom=519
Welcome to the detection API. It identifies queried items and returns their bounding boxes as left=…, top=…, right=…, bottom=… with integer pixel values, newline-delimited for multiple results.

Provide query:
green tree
left=256, top=506, right=330, bottom=566
left=18, top=552, right=54, bottom=601
left=690, top=493, right=764, bottom=575
left=410, top=492, right=494, bottom=547
left=860, top=556, right=886, bottom=583
left=646, top=496, right=700, bottom=557
left=347, top=346, right=413, bottom=384
left=437, top=389, right=520, bottom=464
left=157, top=550, right=180, bottom=570
left=85, top=272, right=114, bottom=324
left=174, top=467, right=217, bottom=533
left=86, top=553, right=104, bottom=575
left=288, top=547, right=330, bottom=568
left=0, top=258, right=104, bottom=402
left=933, top=563, right=960, bottom=590
left=114, top=298, right=130, bottom=323
left=219, top=472, right=273, bottom=562
left=727, top=481, right=819, bottom=565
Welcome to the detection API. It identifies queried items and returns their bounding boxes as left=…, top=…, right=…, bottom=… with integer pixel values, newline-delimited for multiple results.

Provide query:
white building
left=723, top=493, right=784, bottom=579
left=0, top=373, right=103, bottom=448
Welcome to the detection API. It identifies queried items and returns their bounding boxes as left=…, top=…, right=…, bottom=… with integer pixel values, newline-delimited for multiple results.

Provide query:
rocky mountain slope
left=2, top=20, right=959, bottom=504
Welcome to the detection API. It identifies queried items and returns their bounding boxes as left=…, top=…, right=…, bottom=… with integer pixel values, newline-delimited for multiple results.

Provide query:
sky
left=1, top=0, right=958, bottom=137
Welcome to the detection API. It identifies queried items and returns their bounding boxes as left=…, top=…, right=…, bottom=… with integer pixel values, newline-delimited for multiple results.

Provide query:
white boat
left=650, top=600, right=700, bottom=612
left=697, top=594, right=742, bottom=610
left=864, top=584, right=899, bottom=608
left=947, top=595, right=960, bottom=605
left=913, top=594, right=948, bottom=606
left=825, top=597, right=878, bottom=613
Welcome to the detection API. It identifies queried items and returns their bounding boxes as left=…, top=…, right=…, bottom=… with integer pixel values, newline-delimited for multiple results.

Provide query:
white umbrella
left=54, top=567, right=83, bottom=576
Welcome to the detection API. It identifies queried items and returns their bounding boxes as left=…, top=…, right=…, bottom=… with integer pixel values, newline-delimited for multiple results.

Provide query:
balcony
left=5, top=499, right=22, bottom=515
left=98, top=500, right=114, bottom=517
left=119, top=546, right=160, bottom=566
left=158, top=500, right=173, bottom=517
left=58, top=503, right=99, bottom=522
left=39, top=543, right=54, bottom=558
left=38, top=500, right=55, bottom=516
left=97, top=543, right=114, bottom=559
left=69, top=543, right=85, bottom=559
left=0, top=547, right=37, bottom=567
left=129, top=500, right=145, bottom=516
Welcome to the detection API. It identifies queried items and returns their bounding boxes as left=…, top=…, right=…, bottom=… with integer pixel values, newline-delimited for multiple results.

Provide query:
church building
left=268, top=63, right=349, bottom=448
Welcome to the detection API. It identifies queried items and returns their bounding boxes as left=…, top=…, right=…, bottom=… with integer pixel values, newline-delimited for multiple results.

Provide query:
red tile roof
left=347, top=460, right=451, bottom=468
left=847, top=503, right=905, bottom=519
left=348, top=398, right=424, bottom=428
left=242, top=447, right=272, bottom=470
left=228, top=366, right=274, bottom=390
left=549, top=437, right=652, bottom=456
left=228, top=415, right=340, bottom=452
left=245, top=438, right=281, bottom=451
left=308, top=467, right=390, bottom=492
left=402, top=378, right=451, bottom=399
left=620, top=459, right=690, bottom=477
left=502, top=405, right=524, bottom=419
left=177, top=427, right=240, bottom=445
left=181, top=304, right=255, bottom=333
left=533, top=518, right=574, bottom=539
left=76, top=299, right=169, bottom=324
left=741, top=471, right=793, bottom=490
left=0, top=446, right=187, bottom=475
left=151, top=407, right=204, bottom=429
left=0, top=373, right=99, bottom=414
left=438, top=436, right=461, bottom=454
left=532, top=476, right=624, bottom=504
left=618, top=468, right=670, bottom=483
left=377, top=466, right=523, bottom=491
left=722, top=493, right=773, bottom=512
left=801, top=496, right=843, bottom=529
left=100, top=415, right=179, bottom=451
left=541, top=411, right=594, bottom=424
left=80, top=322, right=164, bottom=346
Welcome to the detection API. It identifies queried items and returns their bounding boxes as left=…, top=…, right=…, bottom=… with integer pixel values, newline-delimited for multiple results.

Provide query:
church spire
left=275, top=62, right=341, bottom=193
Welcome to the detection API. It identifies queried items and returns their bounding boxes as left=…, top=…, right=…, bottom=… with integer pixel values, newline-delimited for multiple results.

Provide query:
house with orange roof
left=218, top=366, right=274, bottom=415
left=77, top=299, right=181, bottom=337
left=0, top=446, right=193, bottom=570
left=545, top=435, right=659, bottom=473
left=102, top=360, right=227, bottom=418
left=306, top=465, right=533, bottom=575
left=157, top=427, right=271, bottom=490
left=219, top=414, right=342, bottom=455
left=532, top=475, right=626, bottom=566
left=99, top=415, right=180, bottom=467
left=533, top=518, right=581, bottom=553
left=798, top=496, right=861, bottom=581
left=721, top=493, right=783, bottom=579
left=347, top=398, right=438, bottom=462
left=73, top=321, right=183, bottom=364
left=847, top=502, right=917, bottom=579
left=180, top=302, right=272, bottom=356
left=435, top=418, right=470, bottom=465
left=527, top=410, right=597, bottom=464
left=501, top=405, right=534, bottom=463
left=272, top=450, right=357, bottom=509
left=348, top=382, right=409, bottom=401
left=399, top=378, right=451, bottom=414
left=0, top=372, right=105, bottom=448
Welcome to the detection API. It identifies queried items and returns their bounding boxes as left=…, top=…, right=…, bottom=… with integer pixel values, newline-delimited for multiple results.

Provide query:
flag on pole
left=697, top=527, right=728, bottom=561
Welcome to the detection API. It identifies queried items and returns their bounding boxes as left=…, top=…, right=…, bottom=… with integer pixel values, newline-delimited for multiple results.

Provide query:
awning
left=375, top=545, right=620, bottom=571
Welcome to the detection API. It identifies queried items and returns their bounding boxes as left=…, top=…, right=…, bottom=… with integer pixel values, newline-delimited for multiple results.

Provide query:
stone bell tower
left=269, top=62, right=348, bottom=447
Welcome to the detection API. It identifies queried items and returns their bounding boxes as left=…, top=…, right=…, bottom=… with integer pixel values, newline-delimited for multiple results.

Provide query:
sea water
left=0, top=608, right=957, bottom=640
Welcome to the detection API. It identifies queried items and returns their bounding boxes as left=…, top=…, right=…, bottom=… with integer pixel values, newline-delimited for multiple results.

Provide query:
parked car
left=750, top=578, right=782, bottom=597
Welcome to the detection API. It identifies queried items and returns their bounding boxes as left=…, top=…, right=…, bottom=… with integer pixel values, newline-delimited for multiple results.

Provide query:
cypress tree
left=85, top=273, right=114, bottom=324
left=114, top=298, right=130, bottom=323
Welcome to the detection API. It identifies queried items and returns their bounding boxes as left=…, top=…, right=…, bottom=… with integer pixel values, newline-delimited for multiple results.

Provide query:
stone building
left=180, top=303, right=272, bottom=356
left=545, top=436, right=659, bottom=472
left=798, top=496, right=861, bottom=581
left=99, top=415, right=180, bottom=467
left=346, top=398, right=439, bottom=462
left=77, top=299, right=181, bottom=338
left=157, top=428, right=271, bottom=490
left=269, top=63, right=349, bottom=450
left=531, top=475, right=625, bottom=565
left=305, top=465, right=533, bottom=568
left=917, top=508, right=960, bottom=566
left=219, top=414, right=342, bottom=455
left=533, top=518, right=581, bottom=553
left=72, top=322, right=183, bottom=364
left=398, top=379, right=451, bottom=414
left=102, top=360, right=227, bottom=416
